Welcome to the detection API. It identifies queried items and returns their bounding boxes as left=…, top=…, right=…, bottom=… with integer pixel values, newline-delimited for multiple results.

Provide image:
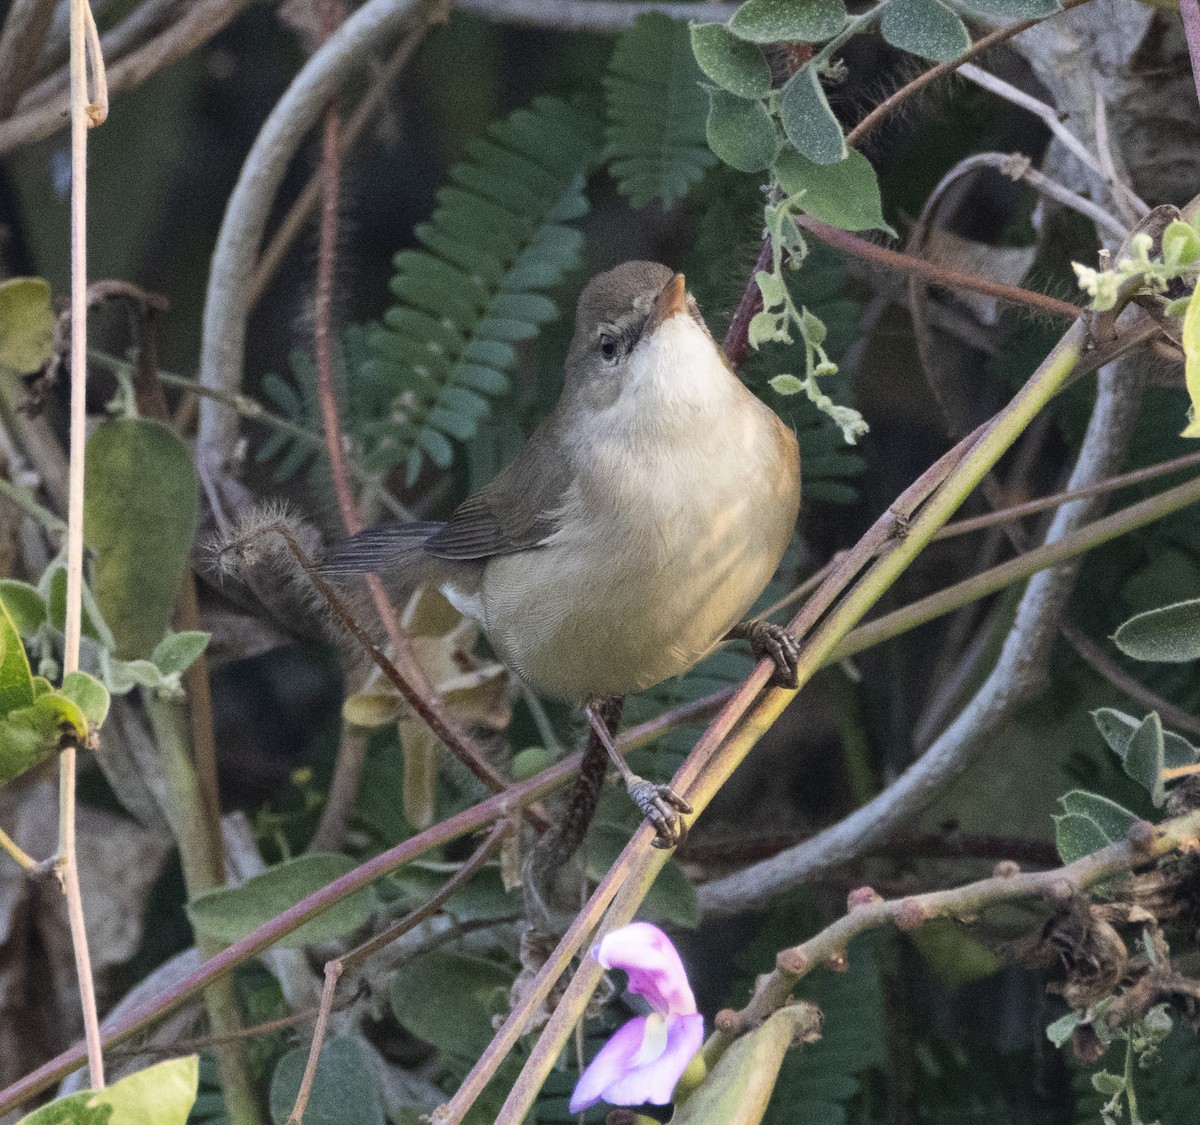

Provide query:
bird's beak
left=645, top=273, right=687, bottom=334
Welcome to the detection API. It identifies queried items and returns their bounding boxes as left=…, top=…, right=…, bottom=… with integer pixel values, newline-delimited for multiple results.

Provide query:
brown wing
left=423, top=417, right=571, bottom=560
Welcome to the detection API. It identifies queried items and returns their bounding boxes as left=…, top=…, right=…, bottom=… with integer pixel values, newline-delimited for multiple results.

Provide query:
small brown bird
left=324, top=262, right=801, bottom=844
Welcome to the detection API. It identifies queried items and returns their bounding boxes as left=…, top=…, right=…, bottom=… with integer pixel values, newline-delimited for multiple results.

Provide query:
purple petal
left=569, top=1013, right=706, bottom=1113
left=593, top=923, right=697, bottom=1016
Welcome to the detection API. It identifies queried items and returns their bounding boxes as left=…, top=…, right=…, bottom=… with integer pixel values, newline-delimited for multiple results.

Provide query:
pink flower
left=569, top=922, right=705, bottom=1115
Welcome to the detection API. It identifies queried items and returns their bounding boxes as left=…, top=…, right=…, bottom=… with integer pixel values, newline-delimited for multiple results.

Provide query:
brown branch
left=799, top=215, right=1083, bottom=319
left=717, top=808, right=1200, bottom=1039
left=845, top=0, right=1098, bottom=148
left=0, top=0, right=257, bottom=155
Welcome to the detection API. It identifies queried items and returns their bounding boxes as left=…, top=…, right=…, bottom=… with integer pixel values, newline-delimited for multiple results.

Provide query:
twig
left=0, top=824, right=39, bottom=871
left=956, top=64, right=1140, bottom=230
left=249, top=24, right=431, bottom=310
left=715, top=808, right=1200, bottom=1041
left=0, top=0, right=253, bottom=154
left=831, top=470, right=1200, bottom=663
left=1090, top=72, right=1149, bottom=228
left=58, top=0, right=105, bottom=1091
left=0, top=474, right=67, bottom=533
left=845, top=0, right=1097, bottom=148
left=1181, top=0, right=1200, bottom=113
left=310, top=725, right=368, bottom=852
left=448, top=0, right=736, bottom=29
left=0, top=0, right=56, bottom=118
left=1061, top=620, right=1200, bottom=741
left=287, top=822, right=505, bottom=1124
left=798, top=215, right=1083, bottom=319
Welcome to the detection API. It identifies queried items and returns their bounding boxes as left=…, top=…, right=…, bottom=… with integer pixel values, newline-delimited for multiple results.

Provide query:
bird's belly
left=478, top=463, right=795, bottom=702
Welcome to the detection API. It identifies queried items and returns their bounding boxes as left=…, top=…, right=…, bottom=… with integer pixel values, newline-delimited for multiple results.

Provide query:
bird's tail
left=319, top=521, right=445, bottom=578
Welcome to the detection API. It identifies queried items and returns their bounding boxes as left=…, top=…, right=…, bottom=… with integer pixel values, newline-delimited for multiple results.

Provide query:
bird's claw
left=626, top=777, right=692, bottom=849
left=742, top=619, right=800, bottom=689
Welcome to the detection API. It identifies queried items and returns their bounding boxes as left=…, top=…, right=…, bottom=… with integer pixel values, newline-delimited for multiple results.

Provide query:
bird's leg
left=726, top=618, right=801, bottom=689
left=584, top=700, right=692, bottom=849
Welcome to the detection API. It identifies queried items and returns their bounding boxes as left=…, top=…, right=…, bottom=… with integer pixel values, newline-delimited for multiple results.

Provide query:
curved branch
left=698, top=355, right=1148, bottom=918
left=450, top=0, right=736, bottom=28
left=197, top=0, right=434, bottom=479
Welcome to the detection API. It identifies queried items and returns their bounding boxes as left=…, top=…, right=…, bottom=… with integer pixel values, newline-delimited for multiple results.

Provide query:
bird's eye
left=598, top=333, right=618, bottom=362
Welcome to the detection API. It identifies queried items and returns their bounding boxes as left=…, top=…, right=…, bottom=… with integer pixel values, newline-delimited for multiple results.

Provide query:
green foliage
left=780, top=66, right=846, bottom=165
left=774, top=149, right=893, bottom=235
left=0, top=277, right=54, bottom=375
left=0, top=588, right=94, bottom=787
left=269, top=1037, right=384, bottom=1125
left=1055, top=791, right=1138, bottom=863
left=727, top=0, right=848, bottom=42
left=586, top=816, right=699, bottom=928
left=1113, top=598, right=1200, bottom=663
left=690, top=24, right=772, bottom=99
left=83, top=418, right=199, bottom=659
left=604, top=14, right=717, bottom=208
left=361, top=96, right=602, bottom=485
left=675, top=1006, right=818, bottom=1124
left=390, top=950, right=515, bottom=1063
left=16, top=1057, right=198, bottom=1125
left=880, top=0, right=971, bottom=63
left=186, top=853, right=377, bottom=949
left=705, top=88, right=780, bottom=173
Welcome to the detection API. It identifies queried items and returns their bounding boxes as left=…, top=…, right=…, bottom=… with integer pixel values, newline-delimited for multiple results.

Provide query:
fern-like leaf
left=604, top=13, right=716, bottom=209
left=360, top=96, right=602, bottom=485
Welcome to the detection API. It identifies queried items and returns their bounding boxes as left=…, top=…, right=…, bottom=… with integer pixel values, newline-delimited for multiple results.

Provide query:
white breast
left=479, top=316, right=799, bottom=702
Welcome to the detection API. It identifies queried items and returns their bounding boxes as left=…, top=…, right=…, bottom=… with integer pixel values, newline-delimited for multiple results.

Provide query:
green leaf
left=881, top=0, right=971, bottom=62
left=15, top=1057, right=199, bottom=1125
left=0, top=581, right=48, bottom=636
left=0, top=591, right=35, bottom=716
left=1054, top=811, right=1111, bottom=863
left=957, top=0, right=1059, bottom=16
left=101, top=653, right=164, bottom=694
left=908, top=917, right=1001, bottom=987
left=769, top=374, right=804, bottom=395
left=186, top=853, right=376, bottom=949
left=269, top=1037, right=384, bottom=1125
left=780, top=67, right=846, bottom=165
left=674, top=1005, right=817, bottom=1124
left=728, top=0, right=848, bottom=43
left=1162, top=219, right=1200, bottom=268
left=705, top=88, right=780, bottom=173
left=1059, top=790, right=1138, bottom=842
left=1046, top=1011, right=1082, bottom=1047
left=390, top=951, right=513, bottom=1062
left=691, top=23, right=772, bottom=98
left=151, top=630, right=210, bottom=677
left=774, top=148, right=893, bottom=234
left=1125, top=711, right=1166, bottom=807
left=606, top=14, right=717, bottom=207
left=0, top=277, right=54, bottom=375
left=1181, top=280, right=1200, bottom=438
left=84, top=419, right=199, bottom=659
left=1092, top=707, right=1197, bottom=770
left=61, top=670, right=110, bottom=727
left=1113, top=598, right=1200, bottom=662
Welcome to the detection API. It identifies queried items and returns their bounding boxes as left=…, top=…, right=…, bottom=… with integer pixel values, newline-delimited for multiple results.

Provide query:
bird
left=322, top=262, right=801, bottom=845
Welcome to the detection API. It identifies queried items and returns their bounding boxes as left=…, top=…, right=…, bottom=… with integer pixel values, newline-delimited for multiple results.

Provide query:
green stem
left=0, top=475, right=65, bottom=534
left=812, top=3, right=887, bottom=68
left=143, top=692, right=263, bottom=1125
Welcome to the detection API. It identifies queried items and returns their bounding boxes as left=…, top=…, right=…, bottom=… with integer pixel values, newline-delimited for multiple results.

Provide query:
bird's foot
left=626, top=776, right=692, bottom=849
left=729, top=618, right=800, bottom=689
